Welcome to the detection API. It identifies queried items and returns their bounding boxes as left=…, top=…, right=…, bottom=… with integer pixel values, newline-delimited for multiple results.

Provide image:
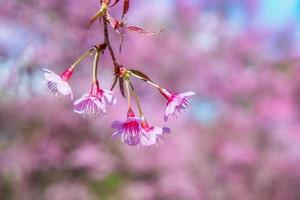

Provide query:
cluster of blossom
left=42, top=0, right=195, bottom=147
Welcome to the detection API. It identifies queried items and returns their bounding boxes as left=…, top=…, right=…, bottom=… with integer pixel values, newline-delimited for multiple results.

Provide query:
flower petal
left=44, top=72, right=61, bottom=82
left=103, top=90, right=117, bottom=105
left=179, top=91, right=195, bottom=97
left=164, top=102, right=176, bottom=121
left=151, top=127, right=163, bottom=135
left=73, top=95, right=92, bottom=113
left=112, top=131, right=122, bottom=139
left=141, top=132, right=157, bottom=146
left=93, top=98, right=106, bottom=110
left=111, top=120, right=124, bottom=129
left=162, top=127, right=171, bottom=134
left=42, top=68, right=55, bottom=74
left=73, top=93, right=89, bottom=105
left=57, top=80, right=72, bottom=96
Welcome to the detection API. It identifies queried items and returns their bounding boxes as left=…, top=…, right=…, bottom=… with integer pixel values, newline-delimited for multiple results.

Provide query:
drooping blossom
left=73, top=81, right=116, bottom=117
left=140, top=120, right=171, bottom=147
left=42, top=68, right=74, bottom=99
left=160, top=89, right=195, bottom=121
left=111, top=109, right=143, bottom=146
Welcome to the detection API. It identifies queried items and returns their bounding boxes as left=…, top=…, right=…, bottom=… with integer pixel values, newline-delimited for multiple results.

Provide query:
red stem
left=103, top=15, right=119, bottom=71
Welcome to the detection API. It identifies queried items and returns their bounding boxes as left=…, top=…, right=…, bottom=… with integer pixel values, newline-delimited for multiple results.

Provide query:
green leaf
left=119, top=77, right=125, bottom=98
left=110, top=75, right=118, bottom=91
left=130, top=69, right=152, bottom=82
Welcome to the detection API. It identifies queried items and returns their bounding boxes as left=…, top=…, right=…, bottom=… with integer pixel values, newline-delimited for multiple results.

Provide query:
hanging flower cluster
left=43, top=0, right=195, bottom=147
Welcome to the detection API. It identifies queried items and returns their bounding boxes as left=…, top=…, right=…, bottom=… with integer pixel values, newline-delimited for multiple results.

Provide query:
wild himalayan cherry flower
left=73, top=81, right=116, bottom=117
left=160, top=89, right=195, bottom=121
left=42, top=68, right=74, bottom=99
left=111, top=109, right=143, bottom=146
left=140, top=121, right=171, bottom=147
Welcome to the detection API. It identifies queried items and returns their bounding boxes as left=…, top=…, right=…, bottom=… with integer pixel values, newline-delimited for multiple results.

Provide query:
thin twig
left=103, top=15, right=118, bottom=69
left=129, top=82, right=144, bottom=117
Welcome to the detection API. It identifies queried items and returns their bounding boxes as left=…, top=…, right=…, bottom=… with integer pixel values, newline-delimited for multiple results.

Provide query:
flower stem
left=125, top=78, right=132, bottom=109
left=103, top=15, right=118, bottom=69
left=130, top=72, right=161, bottom=89
left=129, top=82, right=144, bottom=118
left=71, top=49, right=94, bottom=70
left=92, top=48, right=101, bottom=83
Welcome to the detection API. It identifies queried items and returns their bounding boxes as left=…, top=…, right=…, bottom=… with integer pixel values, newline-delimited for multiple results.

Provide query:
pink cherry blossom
left=42, top=68, right=74, bottom=99
left=73, top=81, right=116, bottom=117
left=160, top=89, right=195, bottom=121
left=111, top=117, right=143, bottom=146
left=112, top=114, right=171, bottom=147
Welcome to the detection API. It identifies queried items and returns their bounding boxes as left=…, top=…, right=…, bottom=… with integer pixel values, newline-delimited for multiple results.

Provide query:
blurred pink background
left=1, top=0, right=300, bottom=199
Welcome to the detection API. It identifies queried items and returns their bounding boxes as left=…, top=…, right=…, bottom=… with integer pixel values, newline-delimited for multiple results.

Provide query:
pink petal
left=103, top=90, right=117, bottom=105
left=151, top=127, right=163, bottom=135
left=57, top=80, right=72, bottom=96
left=141, top=132, right=157, bottom=146
left=112, top=131, right=122, bottom=139
left=73, top=94, right=88, bottom=105
left=162, top=127, right=171, bottom=134
left=44, top=72, right=61, bottom=82
left=42, top=68, right=55, bottom=74
left=73, top=94, right=90, bottom=113
left=164, top=102, right=176, bottom=121
left=93, top=98, right=106, bottom=111
left=111, top=120, right=124, bottom=129
left=179, top=91, right=195, bottom=98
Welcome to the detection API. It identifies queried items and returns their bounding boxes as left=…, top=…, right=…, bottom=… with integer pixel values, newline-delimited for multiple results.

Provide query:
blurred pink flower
left=68, top=143, right=115, bottom=178
left=42, top=68, right=74, bottom=99
left=111, top=116, right=142, bottom=146
left=44, top=181, right=94, bottom=200
left=73, top=81, right=116, bottom=117
left=160, top=89, right=195, bottom=121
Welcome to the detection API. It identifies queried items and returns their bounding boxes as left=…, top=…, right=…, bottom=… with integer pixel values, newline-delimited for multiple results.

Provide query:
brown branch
left=103, top=15, right=119, bottom=71
left=102, top=15, right=121, bottom=91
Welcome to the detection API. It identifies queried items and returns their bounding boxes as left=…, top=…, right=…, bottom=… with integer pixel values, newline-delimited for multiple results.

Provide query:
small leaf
left=126, top=26, right=161, bottom=35
left=122, top=0, right=130, bottom=19
left=87, top=5, right=107, bottom=29
left=110, top=75, right=118, bottom=91
left=130, top=69, right=152, bottom=82
left=119, top=77, right=125, bottom=98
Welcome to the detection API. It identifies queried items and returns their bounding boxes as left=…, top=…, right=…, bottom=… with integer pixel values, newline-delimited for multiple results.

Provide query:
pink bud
left=60, top=67, right=74, bottom=81
left=127, top=108, right=135, bottom=118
